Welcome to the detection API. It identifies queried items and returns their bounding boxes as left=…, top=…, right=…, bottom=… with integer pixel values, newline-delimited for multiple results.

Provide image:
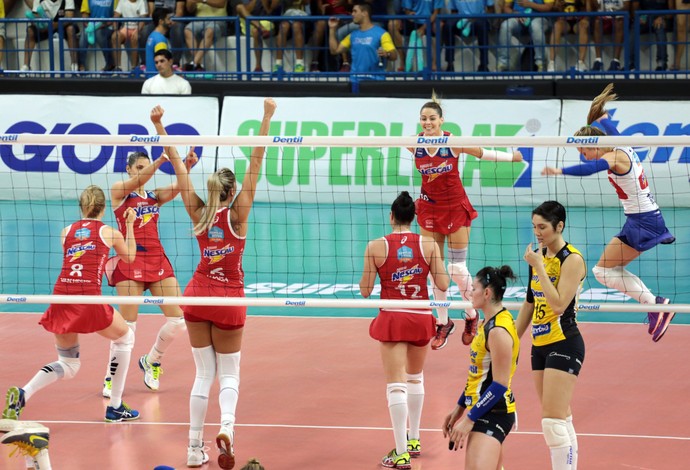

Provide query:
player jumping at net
left=3, top=185, right=140, bottom=424
left=542, top=83, right=676, bottom=342
left=152, top=98, right=277, bottom=469
left=407, top=94, right=523, bottom=349
left=517, top=201, right=586, bottom=470
left=443, top=265, right=519, bottom=470
left=101, top=145, right=196, bottom=398
left=360, top=190, right=450, bottom=469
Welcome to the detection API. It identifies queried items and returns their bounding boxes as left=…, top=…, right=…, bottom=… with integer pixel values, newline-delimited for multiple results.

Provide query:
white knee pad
left=217, top=352, right=241, bottom=393
left=406, top=372, right=424, bottom=394
left=386, top=383, right=408, bottom=407
left=125, top=320, right=137, bottom=333
left=191, top=346, right=216, bottom=398
left=58, top=357, right=81, bottom=380
left=112, top=328, right=135, bottom=353
left=161, top=316, right=186, bottom=340
left=542, top=418, right=570, bottom=448
left=592, top=265, right=615, bottom=287
left=51, top=345, right=81, bottom=380
left=447, top=261, right=470, bottom=279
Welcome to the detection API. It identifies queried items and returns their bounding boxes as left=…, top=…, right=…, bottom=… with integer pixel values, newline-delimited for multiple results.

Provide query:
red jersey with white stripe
left=194, top=207, right=245, bottom=288
left=113, top=191, right=164, bottom=255
left=414, top=131, right=466, bottom=205
left=54, top=219, right=109, bottom=295
left=608, top=147, right=659, bottom=214
left=377, top=232, right=431, bottom=314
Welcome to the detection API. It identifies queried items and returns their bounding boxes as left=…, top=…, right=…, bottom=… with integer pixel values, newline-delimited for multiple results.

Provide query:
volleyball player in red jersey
left=102, top=143, right=196, bottom=396
left=360, top=191, right=450, bottom=469
left=152, top=98, right=276, bottom=469
left=3, top=186, right=140, bottom=423
left=407, top=96, right=523, bottom=350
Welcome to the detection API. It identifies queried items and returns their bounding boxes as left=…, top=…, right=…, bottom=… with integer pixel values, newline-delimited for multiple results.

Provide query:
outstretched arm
left=232, top=98, right=277, bottom=224
left=110, top=154, right=169, bottom=203
left=456, top=147, right=523, bottom=162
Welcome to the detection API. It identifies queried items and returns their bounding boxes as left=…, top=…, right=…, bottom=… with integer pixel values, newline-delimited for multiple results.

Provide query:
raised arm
left=110, top=154, right=169, bottom=203
left=231, top=98, right=277, bottom=224
left=150, top=105, right=205, bottom=222
left=103, top=208, right=137, bottom=263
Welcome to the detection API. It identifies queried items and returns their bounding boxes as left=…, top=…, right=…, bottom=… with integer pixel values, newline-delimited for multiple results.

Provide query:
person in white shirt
left=141, top=49, right=192, bottom=94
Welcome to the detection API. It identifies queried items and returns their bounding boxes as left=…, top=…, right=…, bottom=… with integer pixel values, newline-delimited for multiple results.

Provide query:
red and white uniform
left=106, top=190, right=175, bottom=287
left=414, top=131, right=478, bottom=234
left=183, top=207, right=247, bottom=329
left=608, top=147, right=659, bottom=215
left=40, top=219, right=115, bottom=334
left=369, top=232, right=436, bottom=345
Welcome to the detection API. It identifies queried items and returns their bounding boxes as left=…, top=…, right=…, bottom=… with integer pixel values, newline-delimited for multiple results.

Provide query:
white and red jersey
left=113, top=191, right=164, bottom=255
left=194, top=207, right=245, bottom=288
left=54, top=219, right=110, bottom=295
left=377, top=232, right=431, bottom=314
left=414, top=131, right=467, bottom=205
left=608, top=147, right=659, bottom=214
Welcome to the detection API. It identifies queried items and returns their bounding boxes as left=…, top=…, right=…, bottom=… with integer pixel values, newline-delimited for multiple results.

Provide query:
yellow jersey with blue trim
left=526, top=243, right=584, bottom=347
left=463, top=309, right=519, bottom=414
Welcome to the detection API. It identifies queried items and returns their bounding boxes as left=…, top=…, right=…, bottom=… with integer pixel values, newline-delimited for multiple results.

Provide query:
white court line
left=30, top=420, right=690, bottom=441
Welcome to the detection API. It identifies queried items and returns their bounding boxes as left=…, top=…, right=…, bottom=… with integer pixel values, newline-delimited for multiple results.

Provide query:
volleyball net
left=1, top=107, right=690, bottom=319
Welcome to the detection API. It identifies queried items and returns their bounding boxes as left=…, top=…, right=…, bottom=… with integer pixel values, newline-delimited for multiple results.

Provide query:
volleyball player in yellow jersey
left=517, top=200, right=586, bottom=470
left=443, top=265, right=519, bottom=470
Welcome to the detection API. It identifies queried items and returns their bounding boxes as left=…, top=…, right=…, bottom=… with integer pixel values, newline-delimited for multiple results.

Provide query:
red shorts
left=39, top=303, right=114, bottom=334
left=182, top=275, right=246, bottom=330
left=415, top=198, right=478, bottom=235
left=105, top=253, right=176, bottom=289
left=369, top=310, right=436, bottom=346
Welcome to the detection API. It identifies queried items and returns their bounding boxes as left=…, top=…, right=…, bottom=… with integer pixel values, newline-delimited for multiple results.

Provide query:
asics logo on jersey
left=391, top=265, right=423, bottom=283
left=419, top=161, right=453, bottom=182
left=135, top=205, right=159, bottom=227
left=67, top=242, right=96, bottom=261
left=204, top=244, right=235, bottom=264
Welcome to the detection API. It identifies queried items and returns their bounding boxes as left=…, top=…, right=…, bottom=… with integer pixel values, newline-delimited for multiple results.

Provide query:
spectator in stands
left=111, top=0, right=148, bottom=72
left=442, top=0, right=493, bottom=72
left=21, top=0, right=80, bottom=74
left=236, top=0, right=281, bottom=72
left=629, top=0, right=672, bottom=70
left=311, top=0, right=351, bottom=72
left=145, top=7, right=173, bottom=73
left=78, top=0, right=116, bottom=72
left=0, top=0, right=5, bottom=72
left=275, top=0, right=309, bottom=73
left=591, top=0, right=629, bottom=71
left=671, top=0, right=689, bottom=71
left=328, top=1, right=397, bottom=81
left=387, top=0, right=405, bottom=70
left=183, top=0, right=227, bottom=71
left=547, top=0, right=590, bottom=71
left=498, top=0, right=555, bottom=72
left=140, top=0, right=186, bottom=68
left=399, top=0, right=444, bottom=71
left=142, top=48, right=192, bottom=93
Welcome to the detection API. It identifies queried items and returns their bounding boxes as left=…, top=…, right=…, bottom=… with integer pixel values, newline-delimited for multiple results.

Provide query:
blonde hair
left=420, top=90, right=443, bottom=117
left=194, top=168, right=236, bottom=236
left=79, top=185, right=106, bottom=219
left=573, top=83, right=617, bottom=141
left=240, top=458, right=265, bottom=470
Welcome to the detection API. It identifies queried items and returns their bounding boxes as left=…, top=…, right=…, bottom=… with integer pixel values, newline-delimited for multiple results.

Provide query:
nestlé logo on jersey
left=135, top=205, right=159, bottom=226
left=204, top=244, right=235, bottom=264
left=391, top=265, right=423, bottom=282
left=67, top=241, right=96, bottom=261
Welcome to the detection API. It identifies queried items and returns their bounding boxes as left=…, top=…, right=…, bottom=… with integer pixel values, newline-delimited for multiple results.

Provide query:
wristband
left=457, top=392, right=467, bottom=408
left=481, top=149, right=514, bottom=162
left=561, top=158, right=610, bottom=176
left=466, top=381, right=508, bottom=422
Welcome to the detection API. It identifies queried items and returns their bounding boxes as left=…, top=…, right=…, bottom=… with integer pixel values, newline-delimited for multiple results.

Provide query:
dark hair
left=353, top=1, right=372, bottom=16
left=127, top=151, right=150, bottom=168
left=154, top=49, right=173, bottom=61
left=532, top=200, right=566, bottom=230
left=390, top=191, right=415, bottom=225
left=475, top=265, right=516, bottom=302
left=152, top=7, right=172, bottom=27
left=240, top=459, right=265, bottom=470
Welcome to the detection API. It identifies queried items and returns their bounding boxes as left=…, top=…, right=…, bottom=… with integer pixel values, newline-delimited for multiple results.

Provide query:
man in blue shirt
left=145, top=7, right=173, bottom=74
left=442, top=0, right=494, bottom=72
left=328, top=2, right=397, bottom=82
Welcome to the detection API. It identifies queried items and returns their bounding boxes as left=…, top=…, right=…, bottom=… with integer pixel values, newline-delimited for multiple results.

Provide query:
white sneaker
left=19, top=65, right=30, bottom=77
left=577, top=60, right=588, bottom=72
left=102, top=377, right=112, bottom=398
left=216, top=425, right=235, bottom=470
left=187, top=445, right=209, bottom=468
left=547, top=60, right=555, bottom=72
left=139, top=355, right=162, bottom=391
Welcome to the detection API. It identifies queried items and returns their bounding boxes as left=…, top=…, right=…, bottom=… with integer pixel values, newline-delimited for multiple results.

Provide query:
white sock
left=566, top=415, right=578, bottom=469
left=447, top=258, right=477, bottom=319
left=109, top=329, right=134, bottom=409
left=217, top=351, right=241, bottom=428
left=429, top=275, right=448, bottom=325
left=105, top=321, right=136, bottom=380
left=550, top=446, right=573, bottom=470
left=406, top=373, right=424, bottom=440
left=147, top=317, right=185, bottom=364
left=190, top=346, right=216, bottom=439
left=387, top=383, right=408, bottom=455
left=23, top=368, right=59, bottom=402
left=592, top=266, right=656, bottom=304
left=543, top=417, right=572, bottom=470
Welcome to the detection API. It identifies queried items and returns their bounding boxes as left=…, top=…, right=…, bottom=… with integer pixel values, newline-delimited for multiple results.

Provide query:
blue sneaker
left=647, top=296, right=669, bottom=334
left=105, top=403, right=140, bottom=422
left=650, top=297, right=674, bottom=342
left=2, top=387, right=25, bottom=420
left=592, top=59, right=603, bottom=71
